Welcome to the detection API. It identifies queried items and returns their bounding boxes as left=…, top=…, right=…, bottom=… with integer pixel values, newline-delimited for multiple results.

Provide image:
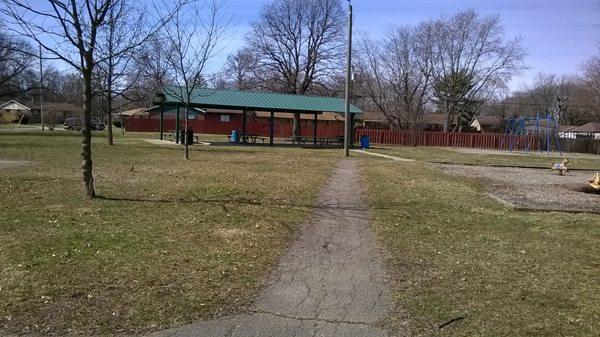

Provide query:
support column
left=269, top=110, right=274, bottom=146
left=313, top=113, right=318, bottom=145
left=350, top=113, right=355, bottom=147
left=242, top=108, right=247, bottom=134
left=159, top=104, right=164, bottom=140
left=176, top=105, right=180, bottom=144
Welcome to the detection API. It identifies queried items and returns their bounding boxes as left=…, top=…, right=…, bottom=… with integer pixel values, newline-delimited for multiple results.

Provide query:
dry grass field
left=0, top=131, right=338, bottom=334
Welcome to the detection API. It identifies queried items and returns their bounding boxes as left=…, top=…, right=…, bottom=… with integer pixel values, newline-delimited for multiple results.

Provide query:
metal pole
left=39, top=44, right=44, bottom=131
left=176, top=105, right=180, bottom=144
left=343, top=1, right=353, bottom=157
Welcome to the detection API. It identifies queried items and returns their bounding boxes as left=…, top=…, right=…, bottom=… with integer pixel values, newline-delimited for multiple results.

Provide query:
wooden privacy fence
left=355, top=128, right=540, bottom=150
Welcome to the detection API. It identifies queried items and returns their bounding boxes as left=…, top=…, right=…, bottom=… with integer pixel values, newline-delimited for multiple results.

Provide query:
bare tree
left=247, top=0, right=345, bottom=137
left=0, top=25, right=35, bottom=95
left=582, top=56, right=600, bottom=94
left=162, top=0, right=231, bottom=159
left=125, top=38, right=174, bottom=107
left=94, top=0, right=158, bottom=145
left=429, top=10, right=526, bottom=131
left=1, top=0, right=182, bottom=198
left=221, top=47, right=259, bottom=90
left=355, top=25, right=433, bottom=130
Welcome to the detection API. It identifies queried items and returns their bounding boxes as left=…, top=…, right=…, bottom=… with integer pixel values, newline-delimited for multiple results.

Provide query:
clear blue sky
left=223, top=0, right=600, bottom=91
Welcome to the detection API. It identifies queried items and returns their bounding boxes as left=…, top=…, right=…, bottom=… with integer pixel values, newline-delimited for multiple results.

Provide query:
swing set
left=500, top=114, right=562, bottom=156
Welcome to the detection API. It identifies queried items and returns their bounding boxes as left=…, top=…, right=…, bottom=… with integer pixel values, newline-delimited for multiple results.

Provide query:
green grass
left=361, top=157, right=600, bottom=336
left=0, top=132, right=339, bottom=334
left=370, top=146, right=600, bottom=170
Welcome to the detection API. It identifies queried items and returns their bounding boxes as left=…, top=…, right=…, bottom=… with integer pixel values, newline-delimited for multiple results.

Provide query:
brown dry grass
left=0, top=132, right=338, bottom=335
left=361, top=156, right=600, bottom=336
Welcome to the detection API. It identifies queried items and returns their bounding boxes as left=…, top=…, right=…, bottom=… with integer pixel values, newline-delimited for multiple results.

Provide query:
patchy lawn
left=361, top=157, right=600, bottom=336
left=370, top=146, right=600, bottom=170
left=0, top=132, right=338, bottom=335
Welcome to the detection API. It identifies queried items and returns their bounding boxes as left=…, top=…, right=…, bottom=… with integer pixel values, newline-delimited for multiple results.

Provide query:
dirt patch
left=438, top=164, right=600, bottom=213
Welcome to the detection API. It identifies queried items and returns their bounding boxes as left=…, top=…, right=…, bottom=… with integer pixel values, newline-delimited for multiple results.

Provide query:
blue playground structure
left=500, top=115, right=562, bottom=156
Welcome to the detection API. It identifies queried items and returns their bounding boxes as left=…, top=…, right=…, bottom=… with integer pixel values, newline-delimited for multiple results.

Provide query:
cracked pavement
left=151, top=160, right=390, bottom=337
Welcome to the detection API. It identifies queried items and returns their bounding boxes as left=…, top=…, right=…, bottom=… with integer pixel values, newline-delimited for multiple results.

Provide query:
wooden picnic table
left=286, top=136, right=344, bottom=147
left=240, top=133, right=266, bottom=144
left=166, top=130, right=199, bottom=144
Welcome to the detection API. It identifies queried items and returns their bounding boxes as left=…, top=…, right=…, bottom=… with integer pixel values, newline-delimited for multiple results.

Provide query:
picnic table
left=236, top=133, right=266, bottom=144
left=166, top=130, right=199, bottom=144
left=286, top=136, right=344, bottom=147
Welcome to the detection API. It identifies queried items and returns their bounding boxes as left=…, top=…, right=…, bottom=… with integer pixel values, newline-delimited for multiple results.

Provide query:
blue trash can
left=230, top=130, right=239, bottom=143
left=360, top=135, right=370, bottom=149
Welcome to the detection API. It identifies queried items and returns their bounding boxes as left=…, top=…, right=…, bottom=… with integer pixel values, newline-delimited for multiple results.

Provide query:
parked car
left=91, top=117, right=106, bottom=130
left=64, top=117, right=106, bottom=131
left=64, top=118, right=84, bottom=130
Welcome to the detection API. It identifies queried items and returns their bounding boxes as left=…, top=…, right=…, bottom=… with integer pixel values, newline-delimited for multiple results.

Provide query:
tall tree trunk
left=293, top=112, right=301, bottom=137
left=106, top=61, right=114, bottom=145
left=106, top=11, right=115, bottom=146
left=82, top=65, right=96, bottom=198
left=444, top=102, right=452, bottom=132
left=184, top=104, right=189, bottom=159
left=107, top=110, right=114, bottom=145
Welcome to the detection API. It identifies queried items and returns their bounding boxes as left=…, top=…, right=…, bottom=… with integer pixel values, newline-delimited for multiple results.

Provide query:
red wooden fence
left=125, top=118, right=541, bottom=151
left=355, top=128, right=540, bottom=150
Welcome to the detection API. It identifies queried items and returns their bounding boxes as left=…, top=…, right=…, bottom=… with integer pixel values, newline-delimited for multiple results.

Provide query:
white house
left=0, top=100, right=31, bottom=124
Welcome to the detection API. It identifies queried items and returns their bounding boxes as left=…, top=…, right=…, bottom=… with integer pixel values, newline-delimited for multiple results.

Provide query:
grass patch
left=361, top=157, right=600, bottom=336
left=371, top=146, right=600, bottom=170
left=0, top=132, right=339, bottom=334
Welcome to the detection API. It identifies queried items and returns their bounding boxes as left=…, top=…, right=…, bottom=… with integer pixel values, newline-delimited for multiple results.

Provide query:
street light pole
left=343, top=0, right=353, bottom=157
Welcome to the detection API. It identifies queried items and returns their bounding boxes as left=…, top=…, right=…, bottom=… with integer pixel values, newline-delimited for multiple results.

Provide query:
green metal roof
left=155, top=87, right=363, bottom=114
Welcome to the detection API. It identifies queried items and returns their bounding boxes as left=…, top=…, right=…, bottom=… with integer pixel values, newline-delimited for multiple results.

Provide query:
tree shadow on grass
left=94, top=194, right=402, bottom=217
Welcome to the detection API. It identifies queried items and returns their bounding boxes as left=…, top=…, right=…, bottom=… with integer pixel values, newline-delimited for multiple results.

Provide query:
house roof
left=254, top=111, right=345, bottom=121
left=29, top=102, right=82, bottom=114
left=422, top=114, right=450, bottom=124
left=472, top=116, right=503, bottom=126
left=155, top=87, right=363, bottom=114
left=0, top=100, right=31, bottom=111
left=118, top=107, right=150, bottom=117
left=362, top=112, right=454, bottom=125
left=364, top=111, right=385, bottom=122
left=558, top=125, right=578, bottom=132
left=570, top=122, right=600, bottom=133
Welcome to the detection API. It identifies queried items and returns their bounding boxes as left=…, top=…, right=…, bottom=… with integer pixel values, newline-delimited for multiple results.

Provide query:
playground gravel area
left=451, top=148, right=600, bottom=160
left=438, top=164, right=600, bottom=213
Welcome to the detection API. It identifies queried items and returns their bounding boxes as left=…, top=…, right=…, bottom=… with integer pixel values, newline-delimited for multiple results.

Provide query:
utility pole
left=343, top=0, right=353, bottom=157
left=39, top=44, right=44, bottom=131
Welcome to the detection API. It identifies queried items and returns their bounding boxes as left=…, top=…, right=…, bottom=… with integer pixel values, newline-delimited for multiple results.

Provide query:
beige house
left=0, top=100, right=31, bottom=124
left=469, top=116, right=503, bottom=133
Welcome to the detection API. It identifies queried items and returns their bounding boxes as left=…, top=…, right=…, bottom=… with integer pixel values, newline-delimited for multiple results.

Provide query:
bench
left=166, top=130, right=199, bottom=144
left=240, top=134, right=266, bottom=144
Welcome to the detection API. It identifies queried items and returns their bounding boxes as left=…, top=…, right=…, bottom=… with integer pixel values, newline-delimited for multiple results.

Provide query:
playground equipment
left=550, top=158, right=570, bottom=175
left=590, top=173, right=600, bottom=191
left=500, top=115, right=562, bottom=156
